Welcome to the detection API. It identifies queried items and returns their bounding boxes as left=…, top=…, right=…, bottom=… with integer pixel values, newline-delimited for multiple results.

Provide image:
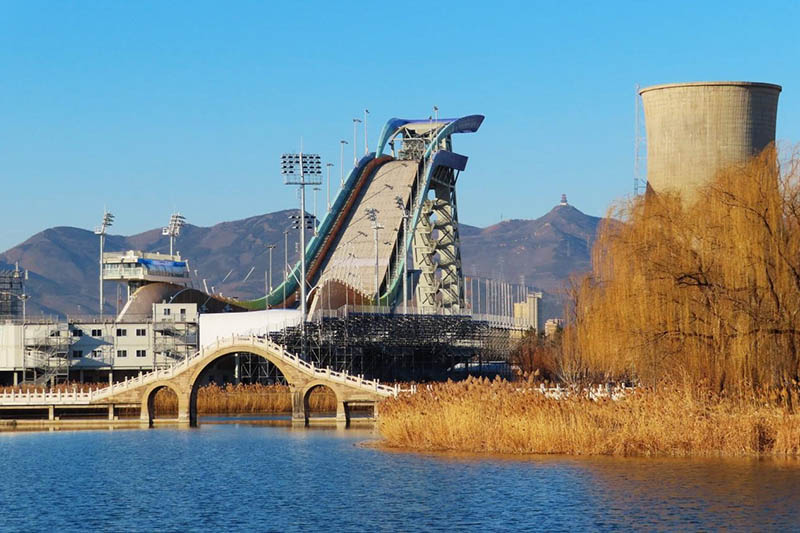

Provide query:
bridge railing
left=0, top=334, right=399, bottom=406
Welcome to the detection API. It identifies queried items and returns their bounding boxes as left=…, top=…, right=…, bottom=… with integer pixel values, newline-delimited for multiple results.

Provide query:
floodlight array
left=162, top=212, right=186, bottom=238
left=281, top=153, right=323, bottom=182
left=95, top=210, right=115, bottom=235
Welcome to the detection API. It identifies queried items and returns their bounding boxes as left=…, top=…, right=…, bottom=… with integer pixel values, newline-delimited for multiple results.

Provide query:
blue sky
left=1, top=1, right=798, bottom=251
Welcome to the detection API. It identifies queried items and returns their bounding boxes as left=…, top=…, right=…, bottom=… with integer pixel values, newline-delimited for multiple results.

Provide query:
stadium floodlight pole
left=162, top=212, right=186, bottom=256
left=434, top=105, right=439, bottom=121
left=281, top=152, right=322, bottom=331
left=266, top=244, right=276, bottom=309
left=326, top=163, right=334, bottom=211
left=352, top=118, right=361, bottom=166
left=364, top=109, right=369, bottom=154
left=395, top=196, right=410, bottom=314
left=365, top=208, right=384, bottom=305
left=339, top=140, right=348, bottom=186
left=94, top=209, right=114, bottom=320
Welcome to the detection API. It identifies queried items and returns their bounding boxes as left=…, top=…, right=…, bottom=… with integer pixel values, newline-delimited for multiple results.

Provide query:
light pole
left=352, top=118, right=361, bottom=166
left=312, top=186, right=321, bottom=236
left=326, top=162, right=334, bottom=211
left=281, top=152, right=322, bottom=330
left=266, top=244, right=276, bottom=309
left=94, top=209, right=114, bottom=320
left=283, top=229, right=289, bottom=308
left=365, top=208, right=384, bottom=305
left=364, top=109, right=369, bottom=154
left=162, top=212, right=186, bottom=256
left=395, top=196, right=410, bottom=314
left=339, top=140, right=348, bottom=186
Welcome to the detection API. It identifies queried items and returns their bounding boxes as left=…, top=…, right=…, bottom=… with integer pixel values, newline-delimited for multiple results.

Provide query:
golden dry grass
left=0, top=382, right=338, bottom=415
left=378, top=376, right=800, bottom=456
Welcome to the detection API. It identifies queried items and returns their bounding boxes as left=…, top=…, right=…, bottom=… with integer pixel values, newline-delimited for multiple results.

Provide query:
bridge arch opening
left=188, top=350, right=291, bottom=426
left=303, top=383, right=339, bottom=422
left=145, top=384, right=181, bottom=425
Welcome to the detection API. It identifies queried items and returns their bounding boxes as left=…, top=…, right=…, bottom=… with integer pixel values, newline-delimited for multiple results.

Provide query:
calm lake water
left=1, top=418, right=799, bottom=531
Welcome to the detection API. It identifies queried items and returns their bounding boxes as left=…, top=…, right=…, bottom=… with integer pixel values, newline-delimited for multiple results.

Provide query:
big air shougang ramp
left=238, top=114, right=484, bottom=315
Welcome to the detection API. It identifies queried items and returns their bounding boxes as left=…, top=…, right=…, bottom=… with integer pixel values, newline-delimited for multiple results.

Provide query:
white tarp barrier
left=0, top=324, right=24, bottom=370
left=198, top=310, right=302, bottom=349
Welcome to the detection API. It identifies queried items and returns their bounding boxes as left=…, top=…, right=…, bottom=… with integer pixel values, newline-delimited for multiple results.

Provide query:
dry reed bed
left=378, top=377, right=800, bottom=456
left=0, top=383, right=338, bottom=414
left=154, top=383, right=337, bottom=414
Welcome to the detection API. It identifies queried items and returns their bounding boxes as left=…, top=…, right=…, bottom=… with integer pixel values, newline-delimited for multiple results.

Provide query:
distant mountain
left=0, top=203, right=602, bottom=321
left=459, top=203, right=602, bottom=319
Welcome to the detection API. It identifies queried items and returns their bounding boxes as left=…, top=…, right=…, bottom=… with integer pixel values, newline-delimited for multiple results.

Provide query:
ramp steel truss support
left=412, top=166, right=464, bottom=313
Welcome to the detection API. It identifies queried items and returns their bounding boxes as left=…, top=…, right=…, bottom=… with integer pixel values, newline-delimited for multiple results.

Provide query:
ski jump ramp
left=241, top=114, right=485, bottom=317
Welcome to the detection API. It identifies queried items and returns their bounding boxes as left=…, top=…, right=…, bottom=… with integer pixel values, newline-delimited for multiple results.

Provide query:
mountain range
left=0, top=202, right=602, bottom=321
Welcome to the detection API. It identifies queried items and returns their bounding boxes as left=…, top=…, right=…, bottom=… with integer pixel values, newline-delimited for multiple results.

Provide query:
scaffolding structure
left=0, top=269, right=24, bottom=320
left=269, top=312, right=520, bottom=382
left=23, top=323, right=72, bottom=385
left=153, top=319, right=199, bottom=367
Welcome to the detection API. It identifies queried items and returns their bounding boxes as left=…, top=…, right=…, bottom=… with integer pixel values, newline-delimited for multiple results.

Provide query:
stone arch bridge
left=0, top=335, right=397, bottom=426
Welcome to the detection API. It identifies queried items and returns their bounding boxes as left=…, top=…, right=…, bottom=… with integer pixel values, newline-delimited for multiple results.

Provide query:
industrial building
left=639, top=81, right=781, bottom=201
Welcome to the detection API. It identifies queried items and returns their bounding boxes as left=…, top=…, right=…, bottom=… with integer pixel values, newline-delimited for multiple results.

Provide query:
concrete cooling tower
left=639, top=81, right=781, bottom=201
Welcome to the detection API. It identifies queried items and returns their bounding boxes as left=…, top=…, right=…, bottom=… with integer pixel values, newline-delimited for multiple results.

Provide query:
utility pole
left=364, top=109, right=370, bottom=154
left=281, top=152, right=322, bottom=332
left=352, top=118, right=361, bottom=166
left=266, top=244, right=276, bottom=309
left=365, top=208, right=383, bottom=305
left=339, top=140, right=348, bottom=186
left=94, top=209, right=114, bottom=320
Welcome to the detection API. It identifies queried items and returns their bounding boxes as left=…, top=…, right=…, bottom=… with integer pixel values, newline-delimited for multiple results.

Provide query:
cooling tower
left=639, top=81, right=781, bottom=201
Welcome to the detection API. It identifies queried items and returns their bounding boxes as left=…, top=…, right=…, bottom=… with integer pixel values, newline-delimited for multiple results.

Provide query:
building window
left=136, top=349, right=146, bottom=358
left=92, top=350, right=102, bottom=358
left=72, top=350, right=83, bottom=358
left=180, top=308, right=186, bottom=315
left=117, top=350, right=127, bottom=358
left=116, top=329, right=127, bottom=337
left=72, top=329, right=83, bottom=337
left=91, top=329, right=102, bottom=337
left=163, top=308, right=171, bottom=316
left=50, top=331, right=60, bottom=337
left=136, top=328, right=146, bottom=337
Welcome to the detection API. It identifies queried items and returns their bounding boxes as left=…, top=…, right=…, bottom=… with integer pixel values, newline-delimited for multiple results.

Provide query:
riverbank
left=377, top=376, right=800, bottom=457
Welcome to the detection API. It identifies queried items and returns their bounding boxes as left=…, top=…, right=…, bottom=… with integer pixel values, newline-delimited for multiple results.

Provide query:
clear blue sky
left=1, top=1, right=798, bottom=251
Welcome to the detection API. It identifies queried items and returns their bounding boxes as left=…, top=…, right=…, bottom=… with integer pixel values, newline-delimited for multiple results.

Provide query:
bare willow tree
left=567, top=145, right=800, bottom=394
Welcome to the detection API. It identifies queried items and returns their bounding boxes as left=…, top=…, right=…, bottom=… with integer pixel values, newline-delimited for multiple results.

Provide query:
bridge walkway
left=0, top=335, right=398, bottom=427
